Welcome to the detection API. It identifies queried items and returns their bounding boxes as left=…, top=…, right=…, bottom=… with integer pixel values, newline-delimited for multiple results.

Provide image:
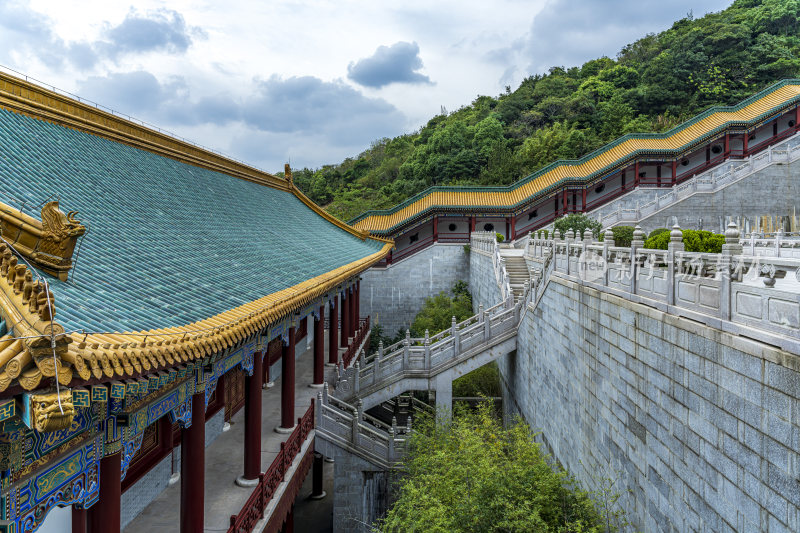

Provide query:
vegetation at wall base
left=288, top=1, right=800, bottom=221
left=379, top=402, right=617, bottom=532
left=409, top=281, right=473, bottom=338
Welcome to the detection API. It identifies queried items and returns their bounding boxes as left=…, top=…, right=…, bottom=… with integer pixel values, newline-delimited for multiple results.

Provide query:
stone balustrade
left=315, top=384, right=409, bottom=469
left=527, top=223, right=800, bottom=352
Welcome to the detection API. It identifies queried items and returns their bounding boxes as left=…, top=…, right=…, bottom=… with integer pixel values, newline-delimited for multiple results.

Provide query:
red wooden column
left=433, top=216, right=438, bottom=242
left=237, top=351, right=263, bottom=486
left=509, top=217, right=516, bottom=240
left=90, top=451, right=121, bottom=533
left=340, top=289, right=349, bottom=348
left=743, top=132, right=749, bottom=155
left=72, top=507, right=87, bottom=533
left=582, top=188, right=587, bottom=211
left=312, top=305, right=324, bottom=386
left=796, top=106, right=800, bottom=130
left=355, top=280, right=360, bottom=327
left=328, top=296, right=339, bottom=364
left=671, top=160, right=677, bottom=186
left=634, top=161, right=640, bottom=188
left=277, top=326, right=296, bottom=432
left=181, top=392, right=205, bottom=533
left=562, top=190, right=567, bottom=214
left=470, top=216, right=476, bottom=233
left=350, top=283, right=358, bottom=337
left=724, top=133, right=730, bottom=158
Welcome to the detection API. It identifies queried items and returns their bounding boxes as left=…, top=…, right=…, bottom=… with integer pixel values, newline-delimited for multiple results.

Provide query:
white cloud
left=1, top=0, right=737, bottom=171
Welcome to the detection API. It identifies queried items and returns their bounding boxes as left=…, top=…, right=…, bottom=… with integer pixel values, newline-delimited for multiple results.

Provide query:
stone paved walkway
left=124, top=336, right=341, bottom=532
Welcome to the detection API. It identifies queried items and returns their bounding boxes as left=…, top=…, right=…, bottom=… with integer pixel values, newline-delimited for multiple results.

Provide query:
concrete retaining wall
left=468, top=249, right=502, bottom=312
left=360, top=243, right=470, bottom=335
left=499, top=275, right=800, bottom=532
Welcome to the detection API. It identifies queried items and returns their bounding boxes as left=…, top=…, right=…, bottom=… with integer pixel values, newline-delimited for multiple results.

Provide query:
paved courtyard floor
left=124, top=337, right=341, bottom=532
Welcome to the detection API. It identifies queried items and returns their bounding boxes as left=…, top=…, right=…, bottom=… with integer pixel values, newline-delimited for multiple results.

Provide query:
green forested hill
left=290, top=0, right=800, bottom=221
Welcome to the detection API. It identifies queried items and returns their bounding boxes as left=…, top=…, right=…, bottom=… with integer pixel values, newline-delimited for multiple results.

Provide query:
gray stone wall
left=468, top=248, right=502, bottom=312
left=360, top=243, right=470, bottom=335
left=315, top=439, right=397, bottom=533
left=499, top=276, right=800, bottom=532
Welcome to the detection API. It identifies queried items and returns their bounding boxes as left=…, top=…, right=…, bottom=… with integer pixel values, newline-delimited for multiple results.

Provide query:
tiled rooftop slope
left=351, top=79, right=800, bottom=234
left=0, top=107, right=384, bottom=333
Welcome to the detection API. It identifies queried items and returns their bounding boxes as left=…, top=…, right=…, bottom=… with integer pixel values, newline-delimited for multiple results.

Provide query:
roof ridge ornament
left=31, top=201, right=86, bottom=280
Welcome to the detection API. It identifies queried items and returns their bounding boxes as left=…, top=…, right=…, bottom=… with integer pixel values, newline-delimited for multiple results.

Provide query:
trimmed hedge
left=644, top=229, right=725, bottom=253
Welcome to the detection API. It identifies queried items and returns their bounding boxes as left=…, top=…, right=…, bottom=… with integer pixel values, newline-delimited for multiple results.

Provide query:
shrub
left=611, top=225, right=638, bottom=247
left=554, top=213, right=601, bottom=240
left=410, top=281, right=473, bottom=337
left=644, top=229, right=725, bottom=253
left=648, top=227, right=669, bottom=239
left=463, top=244, right=471, bottom=254
left=495, top=232, right=505, bottom=243
left=453, top=362, right=501, bottom=397
left=380, top=403, right=608, bottom=532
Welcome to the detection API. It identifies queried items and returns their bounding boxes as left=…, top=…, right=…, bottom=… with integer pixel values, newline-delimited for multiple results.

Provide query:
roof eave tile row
left=0, top=241, right=392, bottom=393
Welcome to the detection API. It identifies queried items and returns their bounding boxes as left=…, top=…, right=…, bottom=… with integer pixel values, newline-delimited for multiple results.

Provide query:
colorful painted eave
left=0, top=72, right=393, bottom=394
left=350, top=79, right=800, bottom=235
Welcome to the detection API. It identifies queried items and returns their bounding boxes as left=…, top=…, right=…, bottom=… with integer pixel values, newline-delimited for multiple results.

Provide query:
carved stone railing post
left=354, top=361, right=360, bottom=394
left=603, top=228, right=614, bottom=286
left=352, top=399, right=362, bottom=443
left=565, top=229, right=574, bottom=276
left=403, top=330, right=410, bottom=369
left=720, top=222, right=742, bottom=321
left=776, top=228, right=783, bottom=257
left=451, top=316, right=460, bottom=356
left=424, top=330, right=431, bottom=369
left=484, top=310, right=491, bottom=341
left=667, top=225, right=684, bottom=306
left=478, top=305, right=484, bottom=323
left=630, top=225, right=645, bottom=294
left=375, top=341, right=383, bottom=379
left=387, top=427, right=395, bottom=462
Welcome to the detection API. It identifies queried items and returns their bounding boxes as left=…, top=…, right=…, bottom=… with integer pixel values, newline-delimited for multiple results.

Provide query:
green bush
left=647, top=227, right=670, bottom=239
left=495, top=232, right=505, bottom=243
left=611, top=225, right=638, bottom=247
left=644, top=229, right=725, bottom=253
left=554, top=213, right=601, bottom=240
left=453, top=362, right=501, bottom=397
left=463, top=244, right=471, bottom=254
left=410, top=281, right=473, bottom=337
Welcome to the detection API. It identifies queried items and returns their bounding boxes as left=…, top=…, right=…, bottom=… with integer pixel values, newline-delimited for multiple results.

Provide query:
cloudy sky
left=2, top=0, right=731, bottom=173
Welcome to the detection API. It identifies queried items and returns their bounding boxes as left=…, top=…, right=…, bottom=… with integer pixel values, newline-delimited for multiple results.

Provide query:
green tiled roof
left=0, top=108, right=383, bottom=333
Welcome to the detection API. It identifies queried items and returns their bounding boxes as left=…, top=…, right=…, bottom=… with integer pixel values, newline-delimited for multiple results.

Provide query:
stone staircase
left=499, top=249, right=530, bottom=303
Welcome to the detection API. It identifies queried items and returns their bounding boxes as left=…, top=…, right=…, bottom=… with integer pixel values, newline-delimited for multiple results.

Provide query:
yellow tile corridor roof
left=351, top=80, right=800, bottom=234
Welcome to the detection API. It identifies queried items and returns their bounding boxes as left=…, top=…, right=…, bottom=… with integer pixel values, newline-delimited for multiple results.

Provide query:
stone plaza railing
left=315, top=384, right=409, bottom=468
left=597, top=134, right=800, bottom=228
left=528, top=225, right=800, bottom=352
